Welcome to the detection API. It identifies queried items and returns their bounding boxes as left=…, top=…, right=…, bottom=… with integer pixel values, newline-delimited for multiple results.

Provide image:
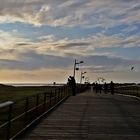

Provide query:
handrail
left=0, top=101, right=14, bottom=108
left=115, top=85, right=140, bottom=98
left=0, top=84, right=88, bottom=140
left=0, top=95, right=62, bottom=130
left=0, top=85, right=69, bottom=140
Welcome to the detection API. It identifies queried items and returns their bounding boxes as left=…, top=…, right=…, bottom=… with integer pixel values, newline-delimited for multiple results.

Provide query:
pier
left=18, top=91, right=140, bottom=140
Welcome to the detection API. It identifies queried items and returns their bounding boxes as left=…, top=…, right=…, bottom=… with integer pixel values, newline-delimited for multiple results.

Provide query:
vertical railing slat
left=7, top=104, right=13, bottom=140
left=0, top=85, right=73, bottom=139
left=24, top=97, right=29, bottom=127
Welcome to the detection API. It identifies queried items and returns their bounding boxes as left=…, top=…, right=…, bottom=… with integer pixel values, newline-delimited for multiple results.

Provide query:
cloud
left=0, top=30, right=34, bottom=60
left=44, top=33, right=140, bottom=55
left=55, top=42, right=90, bottom=50
left=119, top=36, right=140, bottom=47
left=0, top=50, right=74, bottom=70
left=0, top=68, right=71, bottom=83
left=16, top=43, right=31, bottom=46
left=0, top=0, right=140, bottom=83
left=0, top=0, right=140, bottom=28
left=0, top=30, right=31, bottom=49
left=1, top=48, right=140, bottom=74
left=122, top=26, right=139, bottom=34
left=81, top=55, right=140, bottom=73
left=0, top=29, right=139, bottom=62
left=0, top=28, right=139, bottom=75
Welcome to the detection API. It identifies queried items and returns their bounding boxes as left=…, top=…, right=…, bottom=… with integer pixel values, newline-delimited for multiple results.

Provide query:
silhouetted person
left=98, top=84, right=102, bottom=94
left=104, top=82, right=108, bottom=94
left=95, top=83, right=98, bottom=93
left=92, top=82, right=96, bottom=91
left=67, top=76, right=72, bottom=85
left=67, top=76, right=76, bottom=96
left=110, top=81, right=114, bottom=95
left=90, top=83, right=93, bottom=92
left=71, top=76, right=76, bottom=96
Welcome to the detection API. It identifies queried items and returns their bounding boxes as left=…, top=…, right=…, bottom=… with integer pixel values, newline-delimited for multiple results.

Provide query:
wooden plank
left=18, top=92, right=140, bottom=140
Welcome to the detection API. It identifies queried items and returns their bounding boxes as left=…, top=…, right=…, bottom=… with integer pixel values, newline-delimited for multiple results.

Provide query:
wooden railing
left=0, top=85, right=69, bottom=140
left=115, top=85, right=140, bottom=98
left=0, top=84, right=88, bottom=140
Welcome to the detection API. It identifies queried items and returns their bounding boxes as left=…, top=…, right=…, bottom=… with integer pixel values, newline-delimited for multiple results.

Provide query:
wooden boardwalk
left=18, top=92, right=140, bottom=140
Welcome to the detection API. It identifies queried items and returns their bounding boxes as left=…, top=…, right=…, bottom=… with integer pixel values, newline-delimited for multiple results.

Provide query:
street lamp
left=80, top=71, right=87, bottom=84
left=85, top=77, right=89, bottom=83
left=73, top=59, right=84, bottom=78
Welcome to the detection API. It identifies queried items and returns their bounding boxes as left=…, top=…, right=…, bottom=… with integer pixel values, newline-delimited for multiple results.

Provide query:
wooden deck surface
left=18, top=91, right=140, bottom=140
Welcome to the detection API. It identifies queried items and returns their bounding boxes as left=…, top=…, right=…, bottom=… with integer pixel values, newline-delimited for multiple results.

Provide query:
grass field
left=0, top=84, right=66, bottom=139
left=0, top=84, right=57, bottom=103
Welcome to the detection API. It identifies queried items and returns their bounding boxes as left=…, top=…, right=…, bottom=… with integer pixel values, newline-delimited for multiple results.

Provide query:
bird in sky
left=131, top=66, right=134, bottom=71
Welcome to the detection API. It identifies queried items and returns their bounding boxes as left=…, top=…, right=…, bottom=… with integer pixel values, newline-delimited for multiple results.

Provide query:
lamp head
left=75, top=68, right=79, bottom=70
left=80, top=61, right=84, bottom=63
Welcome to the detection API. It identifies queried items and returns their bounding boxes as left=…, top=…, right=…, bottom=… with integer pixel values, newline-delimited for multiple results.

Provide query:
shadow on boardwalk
left=18, top=91, right=140, bottom=140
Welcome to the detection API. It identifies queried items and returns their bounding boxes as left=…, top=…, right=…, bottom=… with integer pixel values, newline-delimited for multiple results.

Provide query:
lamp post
left=85, top=77, right=89, bottom=83
left=80, top=71, right=87, bottom=84
left=73, top=59, right=84, bottom=78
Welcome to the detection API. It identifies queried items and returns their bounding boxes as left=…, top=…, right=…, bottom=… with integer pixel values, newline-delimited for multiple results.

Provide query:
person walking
left=104, top=82, right=108, bottom=94
left=67, top=76, right=76, bottom=96
left=110, top=81, right=114, bottom=95
left=99, top=84, right=102, bottom=94
left=90, top=83, right=93, bottom=92
left=71, top=76, right=76, bottom=96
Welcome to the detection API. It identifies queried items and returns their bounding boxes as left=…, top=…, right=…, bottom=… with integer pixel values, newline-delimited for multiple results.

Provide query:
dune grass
left=0, top=84, right=64, bottom=139
left=0, top=85, right=55, bottom=103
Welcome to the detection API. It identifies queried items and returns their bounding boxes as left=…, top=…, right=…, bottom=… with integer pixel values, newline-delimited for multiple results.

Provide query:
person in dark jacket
left=104, top=82, right=108, bottom=94
left=98, top=84, right=102, bottom=94
left=68, top=76, right=76, bottom=96
left=95, top=83, right=98, bottom=93
left=110, top=81, right=114, bottom=95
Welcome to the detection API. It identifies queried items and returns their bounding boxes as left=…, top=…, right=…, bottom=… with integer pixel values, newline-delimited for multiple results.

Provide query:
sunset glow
left=0, top=0, right=140, bottom=84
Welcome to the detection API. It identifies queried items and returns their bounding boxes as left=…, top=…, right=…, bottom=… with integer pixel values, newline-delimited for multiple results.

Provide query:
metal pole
left=73, top=59, right=76, bottom=78
left=80, top=72, right=82, bottom=84
left=80, top=72, right=86, bottom=84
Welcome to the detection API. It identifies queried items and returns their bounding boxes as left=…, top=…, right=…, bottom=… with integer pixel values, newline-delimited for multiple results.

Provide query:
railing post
left=60, top=87, right=63, bottom=100
left=138, top=86, right=139, bottom=97
left=7, top=104, right=13, bottom=140
left=64, top=86, right=66, bottom=97
left=58, top=88, right=60, bottom=101
left=54, top=90, right=56, bottom=104
left=43, top=93, right=47, bottom=112
left=49, top=92, right=52, bottom=108
left=59, top=88, right=61, bottom=100
left=137, top=86, right=138, bottom=97
left=24, top=97, right=29, bottom=127
left=36, top=94, right=39, bottom=116
left=67, top=86, right=69, bottom=96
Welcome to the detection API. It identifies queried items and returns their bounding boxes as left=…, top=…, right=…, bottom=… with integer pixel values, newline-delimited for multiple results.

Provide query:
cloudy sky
left=0, top=0, right=140, bottom=84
